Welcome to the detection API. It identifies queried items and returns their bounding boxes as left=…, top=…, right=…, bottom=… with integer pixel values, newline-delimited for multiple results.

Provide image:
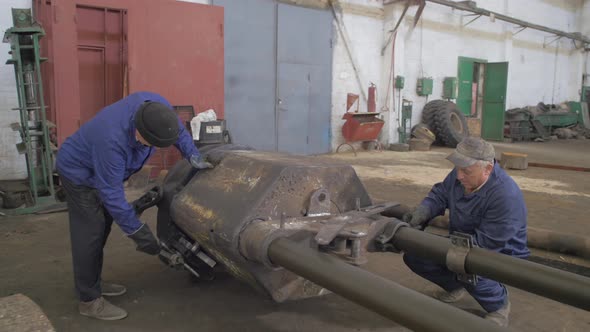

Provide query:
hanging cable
left=419, top=16, right=424, bottom=77
left=383, top=31, right=398, bottom=112
left=551, top=41, right=559, bottom=105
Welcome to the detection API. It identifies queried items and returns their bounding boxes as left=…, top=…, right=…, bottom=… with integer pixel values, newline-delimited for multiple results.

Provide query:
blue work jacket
left=56, top=91, right=200, bottom=234
left=421, top=162, right=530, bottom=258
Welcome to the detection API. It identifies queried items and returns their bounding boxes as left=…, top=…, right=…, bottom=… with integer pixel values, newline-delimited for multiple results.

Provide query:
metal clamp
left=314, top=221, right=369, bottom=265
left=159, top=242, right=202, bottom=278
left=446, top=232, right=477, bottom=286
left=132, top=185, right=163, bottom=216
left=375, top=219, right=408, bottom=253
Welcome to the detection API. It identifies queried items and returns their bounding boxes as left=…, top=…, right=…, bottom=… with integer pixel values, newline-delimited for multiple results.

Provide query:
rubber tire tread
left=422, top=100, right=447, bottom=127
left=421, top=100, right=448, bottom=145
left=432, top=102, right=469, bottom=148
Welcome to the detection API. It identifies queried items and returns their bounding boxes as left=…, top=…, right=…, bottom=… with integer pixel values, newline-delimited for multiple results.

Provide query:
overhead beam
left=425, top=0, right=590, bottom=45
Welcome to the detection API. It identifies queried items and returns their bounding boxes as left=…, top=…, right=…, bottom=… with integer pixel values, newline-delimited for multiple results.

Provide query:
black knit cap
left=134, top=102, right=179, bottom=147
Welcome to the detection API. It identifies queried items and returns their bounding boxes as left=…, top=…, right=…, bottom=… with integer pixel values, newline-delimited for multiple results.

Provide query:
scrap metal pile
left=505, top=102, right=590, bottom=141
left=134, top=145, right=590, bottom=332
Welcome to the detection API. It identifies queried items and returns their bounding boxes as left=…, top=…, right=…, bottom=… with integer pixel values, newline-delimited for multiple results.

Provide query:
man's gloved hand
left=402, top=205, right=431, bottom=229
left=190, top=155, right=214, bottom=170
left=128, top=223, right=160, bottom=255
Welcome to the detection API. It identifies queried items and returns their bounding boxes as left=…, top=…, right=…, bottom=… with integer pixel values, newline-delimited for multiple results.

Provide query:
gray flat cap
left=446, top=137, right=495, bottom=168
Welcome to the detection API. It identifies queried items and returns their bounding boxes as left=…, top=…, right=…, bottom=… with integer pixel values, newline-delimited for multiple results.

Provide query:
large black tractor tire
left=421, top=100, right=469, bottom=148
left=421, top=100, right=447, bottom=145
left=433, top=102, right=469, bottom=147
left=421, top=100, right=448, bottom=128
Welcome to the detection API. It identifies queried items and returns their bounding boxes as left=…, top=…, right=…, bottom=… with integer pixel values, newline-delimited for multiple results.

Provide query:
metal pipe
left=429, top=218, right=590, bottom=260
left=526, top=227, right=590, bottom=259
left=392, top=226, right=590, bottom=310
left=467, top=248, right=590, bottom=310
left=268, top=237, right=509, bottom=332
left=425, top=0, right=590, bottom=45
left=382, top=205, right=590, bottom=259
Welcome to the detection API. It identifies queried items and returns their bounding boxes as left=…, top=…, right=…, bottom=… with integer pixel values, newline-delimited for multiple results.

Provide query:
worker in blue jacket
left=56, top=91, right=213, bottom=320
left=402, top=137, right=529, bottom=327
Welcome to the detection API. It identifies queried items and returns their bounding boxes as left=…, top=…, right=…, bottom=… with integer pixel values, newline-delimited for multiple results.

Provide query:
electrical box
left=581, top=86, right=590, bottom=102
left=395, top=75, right=405, bottom=89
left=416, top=77, right=433, bottom=96
left=198, top=120, right=227, bottom=145
left=443, top=77, right=458, bottom=99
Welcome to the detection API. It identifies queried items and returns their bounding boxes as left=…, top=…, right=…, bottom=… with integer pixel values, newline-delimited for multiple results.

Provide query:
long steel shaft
left=268, top=237, right=510, bottom=332
left=392, top=226, right=590, bottom=311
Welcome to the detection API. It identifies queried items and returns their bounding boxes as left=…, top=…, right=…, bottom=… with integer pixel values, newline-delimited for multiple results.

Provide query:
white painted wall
left=581, top=0, right=590, bottom=87
left=0, top=0, right=31, bottom=180
left=331, top=0, right=588, bottom=148
left=331, top=2, right=384, bottom=151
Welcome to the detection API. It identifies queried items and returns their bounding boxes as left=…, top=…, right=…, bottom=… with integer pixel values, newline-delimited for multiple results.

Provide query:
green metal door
left=457, top=57, right=486, bottom=115
left=482, top=62, right=509, bottom=141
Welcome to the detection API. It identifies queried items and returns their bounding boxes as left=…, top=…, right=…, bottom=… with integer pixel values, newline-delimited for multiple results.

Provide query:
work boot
left=434, top=288, right=467, bottom=303
left=79, top=297, right=128, bottom=320
left=101, top=282, right=127, bottom=296
left=485, top=301, right=511, bottom=327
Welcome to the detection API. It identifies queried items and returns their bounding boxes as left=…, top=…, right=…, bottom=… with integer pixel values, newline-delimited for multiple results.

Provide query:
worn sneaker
left=101, top=282, right=127, bottom=296
left=485, top=300, right=511, bottom=327
left=79, top=297, right=128, bottom=320
left=434, top=288, right=467, bottom=303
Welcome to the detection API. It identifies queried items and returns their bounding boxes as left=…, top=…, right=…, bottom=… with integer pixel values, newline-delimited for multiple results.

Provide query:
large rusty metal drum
left=158, top=149, right=373, bottom=302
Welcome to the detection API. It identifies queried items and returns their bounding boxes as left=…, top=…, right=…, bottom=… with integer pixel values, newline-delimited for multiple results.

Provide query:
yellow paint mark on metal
left=211, top=167, right=263, bottom=193
left=178, top=195, right=216, bottom=221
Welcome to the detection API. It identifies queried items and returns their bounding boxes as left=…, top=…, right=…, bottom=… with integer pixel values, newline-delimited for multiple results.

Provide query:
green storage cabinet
left=443, top=77, right=458, bottom=99
left=416, top=77, right=433, bottom=96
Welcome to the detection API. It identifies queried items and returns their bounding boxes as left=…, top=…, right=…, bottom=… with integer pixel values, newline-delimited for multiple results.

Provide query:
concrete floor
left=1, top=139, right=590, bottom=332
left=492, top=139, right=590, bottom=168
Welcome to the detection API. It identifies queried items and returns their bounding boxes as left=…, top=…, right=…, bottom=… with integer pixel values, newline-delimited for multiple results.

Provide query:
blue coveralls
left=56, top=91, right=201, bottom=301
left=57, top=91, right=200, bottom=234
left=403, top=162, right=529, bottom=312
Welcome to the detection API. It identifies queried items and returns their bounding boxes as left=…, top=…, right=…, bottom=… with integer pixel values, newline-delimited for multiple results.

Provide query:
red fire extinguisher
left=368, top=83, right=376, bottom=113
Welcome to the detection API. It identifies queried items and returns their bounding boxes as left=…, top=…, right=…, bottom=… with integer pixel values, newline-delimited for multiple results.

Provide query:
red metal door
left=35, top=0, right=224, bottom=177
left=76, top=6, right=126, bottom=125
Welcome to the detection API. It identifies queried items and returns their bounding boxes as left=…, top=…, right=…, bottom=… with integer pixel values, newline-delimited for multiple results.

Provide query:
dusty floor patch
left=510, top=175, right=590, bottom=198
left=353, top=165, right=590, bottom=198
left=327, top=151, right=450, bottom=163
left=352, top=165, right=448, bottom=188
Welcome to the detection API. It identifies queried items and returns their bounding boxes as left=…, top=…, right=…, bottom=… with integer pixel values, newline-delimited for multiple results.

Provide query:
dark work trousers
left=60, top=175, right=113, bottom=302
left=403, top=254, right=507, bottom=312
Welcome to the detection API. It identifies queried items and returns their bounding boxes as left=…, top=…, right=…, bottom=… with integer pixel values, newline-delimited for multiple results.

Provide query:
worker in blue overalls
left=57, top=91, right=213, bottom=320
left=402, top=137, right=529, bottom=327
